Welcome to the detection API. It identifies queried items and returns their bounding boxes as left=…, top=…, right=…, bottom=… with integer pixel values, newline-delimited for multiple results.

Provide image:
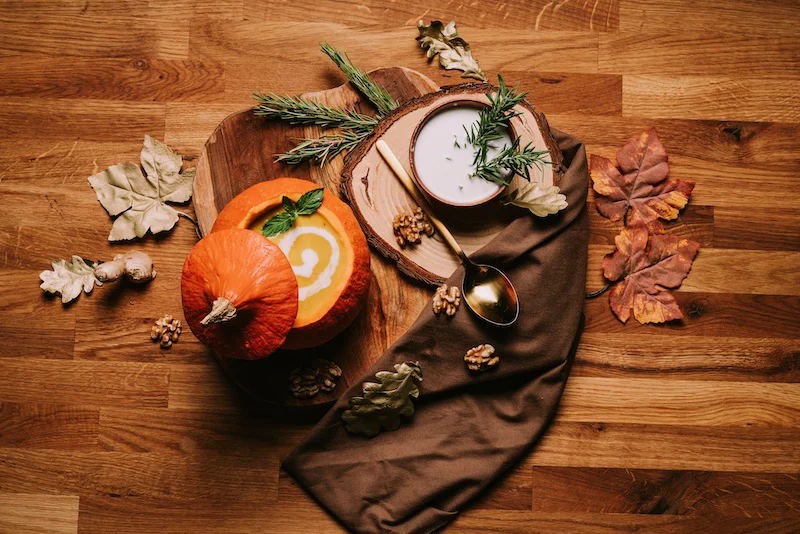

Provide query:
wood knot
left=721, top=123, right=744, bottom=143
left=133, top=59, right=148, bottom=71
left=685, top=298, right=709, bottom=319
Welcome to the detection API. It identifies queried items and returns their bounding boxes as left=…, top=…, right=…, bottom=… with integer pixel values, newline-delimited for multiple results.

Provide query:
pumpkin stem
left=201, top=297, right=237, bottom=326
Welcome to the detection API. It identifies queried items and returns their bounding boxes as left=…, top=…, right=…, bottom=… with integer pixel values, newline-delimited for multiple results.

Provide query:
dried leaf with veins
left=416, top=20, right=486, bottom=81
left=341, top=361, right=422, bottom=438
left=590, top=128, right=694, bottom=232
left=89, top=135, right=195, bottom=241
left=603, top=224, right=700, bottom=324
left=39, top=256, right=99, bottom=304
left=504, top=182, right=567, bottom=217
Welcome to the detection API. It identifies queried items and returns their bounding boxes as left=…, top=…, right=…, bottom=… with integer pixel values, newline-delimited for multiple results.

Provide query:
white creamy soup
left=413, top=105, right=512, bottom=205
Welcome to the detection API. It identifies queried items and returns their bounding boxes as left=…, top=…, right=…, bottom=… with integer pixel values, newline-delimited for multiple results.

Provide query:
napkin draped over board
left=283, top=129, right=590, bottom=533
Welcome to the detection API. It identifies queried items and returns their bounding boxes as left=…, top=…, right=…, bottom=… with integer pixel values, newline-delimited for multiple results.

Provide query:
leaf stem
left=586, top=283, right=611, bottom=299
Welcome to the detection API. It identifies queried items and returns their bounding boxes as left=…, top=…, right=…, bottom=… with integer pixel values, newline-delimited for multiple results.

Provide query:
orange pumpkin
left=212, top=178, right=370, bottom=349
left=181, top=228, right=299, bottom=360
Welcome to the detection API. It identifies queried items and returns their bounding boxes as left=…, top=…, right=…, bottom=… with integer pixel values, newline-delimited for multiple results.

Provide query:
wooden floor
left=1, top=1, right=799, bottom=532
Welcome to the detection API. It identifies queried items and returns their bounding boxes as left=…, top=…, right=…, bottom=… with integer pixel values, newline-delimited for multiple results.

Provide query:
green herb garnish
left=262, top=188, right=325, bottom=237
left=464, top=75, right=551, bottom=185
left=259, top=44, right=397, bottom=166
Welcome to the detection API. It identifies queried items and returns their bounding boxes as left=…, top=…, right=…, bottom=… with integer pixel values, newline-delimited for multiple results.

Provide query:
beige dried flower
left=151, top=313, right=182, bottom=349
left=392, top=207, right=434, bottom=247
left=289, top=359, right=343, bottom=398
left=464, top=344, right=499, bottom=372
left=432, top=284, right=461, bottom=316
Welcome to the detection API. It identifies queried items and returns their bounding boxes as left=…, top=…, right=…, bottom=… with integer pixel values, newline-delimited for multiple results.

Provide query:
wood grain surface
left=0, top=1, right=798, bottom=533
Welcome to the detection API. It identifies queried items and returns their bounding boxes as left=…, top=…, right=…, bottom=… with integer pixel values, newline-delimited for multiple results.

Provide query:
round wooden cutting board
left=193, top=68, right=562, bottom=416
left=193, top=67, right=441, bottom=415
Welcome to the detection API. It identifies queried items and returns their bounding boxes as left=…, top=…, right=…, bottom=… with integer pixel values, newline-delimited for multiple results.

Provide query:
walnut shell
left=464, top=344, right=499, bottom=372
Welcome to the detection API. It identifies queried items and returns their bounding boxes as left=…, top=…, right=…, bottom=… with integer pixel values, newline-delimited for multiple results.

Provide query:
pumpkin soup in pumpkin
left=211, top=178, right=370, bottom=350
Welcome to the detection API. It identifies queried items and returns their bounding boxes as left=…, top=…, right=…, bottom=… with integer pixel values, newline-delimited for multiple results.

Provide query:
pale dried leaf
left=89, top=135, right=195, bottom=241
left=341, top=362, right=423, bottom=438
left=416, top=20, right=486, bottom=82
left=39, top=256, right=99, bottom=304
left=505, top=182, right=567, bottom=217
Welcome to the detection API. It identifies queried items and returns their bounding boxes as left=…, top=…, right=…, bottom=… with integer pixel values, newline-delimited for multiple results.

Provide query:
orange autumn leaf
left=603, top=223, right=700, bottom=324
left=590, top=128, right=694, bottom=232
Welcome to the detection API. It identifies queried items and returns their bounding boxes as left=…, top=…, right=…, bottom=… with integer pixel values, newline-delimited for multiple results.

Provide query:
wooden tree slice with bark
left=341, top=82, right=564, bottom=285
left=193, top=67, right=439, bottom=416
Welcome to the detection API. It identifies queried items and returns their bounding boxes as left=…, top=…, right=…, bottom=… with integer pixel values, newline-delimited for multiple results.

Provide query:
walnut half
left=151, top=314, right=182, bottom=349
left=432, top=284, right=461, bottom=316
left=392, top=207, right=434, bottom=247
left=464, top=344, right=499, bottom=372
left=289, top=359, right=343, bottom=398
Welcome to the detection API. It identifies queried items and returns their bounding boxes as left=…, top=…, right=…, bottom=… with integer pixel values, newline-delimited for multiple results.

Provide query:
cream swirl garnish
left=277, top=226, right=340, bottom=301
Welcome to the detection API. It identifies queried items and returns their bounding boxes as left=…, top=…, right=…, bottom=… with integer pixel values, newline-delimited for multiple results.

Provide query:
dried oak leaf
left=590, top=128, right=694, bottom=232
left=416, top=20, right=486, bottom=81
left=603, top=223, right=700, bottom=324
left=504, top=183, right=567, bottom=217
left=39, top=256, right=99, bottom=304
left=89, top=135, right=195, bottom=241
left=341, top=361, right=422, bottom=438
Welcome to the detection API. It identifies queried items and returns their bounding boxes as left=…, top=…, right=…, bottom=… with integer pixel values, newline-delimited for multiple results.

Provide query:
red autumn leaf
left=590, top=128, right=694, bottom=232
left=603, top=223, right=700, bottom=324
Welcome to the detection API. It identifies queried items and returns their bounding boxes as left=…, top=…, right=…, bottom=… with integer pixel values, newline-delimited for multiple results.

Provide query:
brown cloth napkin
left=283, top=129, right=589, bottom=533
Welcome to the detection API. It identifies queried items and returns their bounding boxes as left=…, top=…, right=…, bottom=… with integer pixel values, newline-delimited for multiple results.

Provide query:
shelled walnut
left=289, top=359, right=343, bottom=398
left=432, top=284, right=461, bottom=316
left=151, top=314, right=182, bottom=349
left=392, top=207, right=434, bottom=247
left=464, top=344, right=499, bottom=372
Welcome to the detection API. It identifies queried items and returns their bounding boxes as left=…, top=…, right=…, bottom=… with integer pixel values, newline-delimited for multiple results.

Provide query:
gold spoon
left=376, top=140, right=519, bottom=327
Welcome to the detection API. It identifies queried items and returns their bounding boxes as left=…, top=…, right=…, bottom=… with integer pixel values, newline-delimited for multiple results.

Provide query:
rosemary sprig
left=275, top=129, right=367, bottom=167
left=252, top=92, right=378, bottom=133
left=463, top=75, right=552, bottom=184
left=321, top=42, right=397, bottom=117
left=472, top=139, right=551, bottom=185
left=465, top=75, right=527, bottom=166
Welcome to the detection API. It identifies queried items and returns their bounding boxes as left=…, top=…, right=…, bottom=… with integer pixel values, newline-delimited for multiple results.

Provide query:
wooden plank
left=582, top=293, right=800, bottom=339
left=619, top=0, right=800, bottom=36
left=714, top=207, right=800, bottom=252
left=78, top=495, right=344, bottom=534
left=573, top=334, right=799, bottom=383
left=452, top=509, right=799, bottom=533
left=167, top=363, right=240, bottom=412
left=0, top=403, right=99, bottom=451
left=0, top=98, right=166, bottom=142
left=0, top=58, right=225, bottom=103
left=0, top=139, right=153, bottom=185
left=529, top=467, right=800, bottom=515
left=587, top=246, right=800, bottom=296
left=98, top=407, right=308, bottom=456
left=0, top=359, right=169, bottom=408
left=559, top=378, right=800, bottom=427
left=243, top=0, right=619, bottom=32
left=188, top=22, right=600, bottom=73
left=622, top=76, right=800, bottom=123
left=549, top=115, right=800, bottom=168
left=0, top=14, right=189, bottom=59
left=0, top=449, right=278, bottom=501
left=533, top=422, right=800, bottom=472
left=600, top=33, right=800, bottom=76
left=0, top=493, right=79, bottom=534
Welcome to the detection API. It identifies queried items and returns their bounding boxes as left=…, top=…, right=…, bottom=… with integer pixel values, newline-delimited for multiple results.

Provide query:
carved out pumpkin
left=181, top=228, right=299, bottom=360
left=211, top=178, right=371, bottom=349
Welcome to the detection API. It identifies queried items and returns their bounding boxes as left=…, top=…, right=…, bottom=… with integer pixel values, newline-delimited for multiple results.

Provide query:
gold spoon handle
left=376, top=140, right=470, bottom=264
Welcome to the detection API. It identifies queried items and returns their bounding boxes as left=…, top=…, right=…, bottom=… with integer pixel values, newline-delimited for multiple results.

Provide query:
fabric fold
left=282, top=129, right=590, bottom=533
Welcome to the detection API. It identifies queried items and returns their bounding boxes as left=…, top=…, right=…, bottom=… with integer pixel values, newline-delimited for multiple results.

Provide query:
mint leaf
left=262, top=212, right=296, bottom=237
left=295, top=188, right=324, bottom=215
left=282, top=195, right=297, bottom=216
